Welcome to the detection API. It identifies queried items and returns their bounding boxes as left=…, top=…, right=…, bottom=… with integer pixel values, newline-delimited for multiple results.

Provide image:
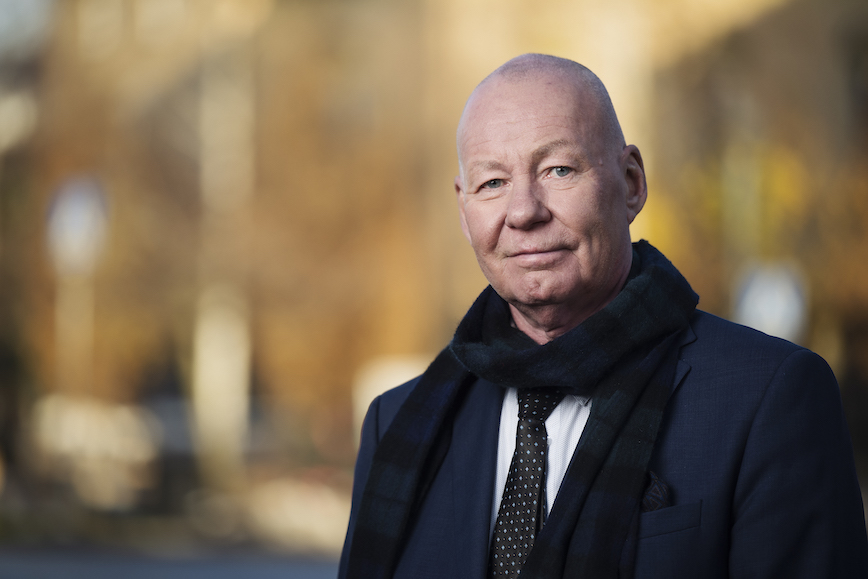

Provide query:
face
left=455, top=73, right=646, bottom=325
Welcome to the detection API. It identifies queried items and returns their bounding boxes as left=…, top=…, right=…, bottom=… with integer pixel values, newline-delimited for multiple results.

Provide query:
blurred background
left=0, top=0, right=866, bottom=574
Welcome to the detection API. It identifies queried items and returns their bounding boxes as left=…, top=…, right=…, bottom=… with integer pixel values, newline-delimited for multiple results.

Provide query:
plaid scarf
left=344, top=241, right=698, bottom=578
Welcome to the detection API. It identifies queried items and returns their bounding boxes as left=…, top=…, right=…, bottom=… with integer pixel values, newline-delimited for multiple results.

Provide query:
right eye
left=481, top=179, right=504, bottom=189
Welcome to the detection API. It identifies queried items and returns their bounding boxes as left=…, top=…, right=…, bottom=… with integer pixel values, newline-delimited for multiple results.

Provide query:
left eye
left=552, top=167, right=572, bottom=177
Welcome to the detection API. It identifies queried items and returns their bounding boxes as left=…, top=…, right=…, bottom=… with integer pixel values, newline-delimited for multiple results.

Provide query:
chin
left=503, top=283, right=569, bottom=309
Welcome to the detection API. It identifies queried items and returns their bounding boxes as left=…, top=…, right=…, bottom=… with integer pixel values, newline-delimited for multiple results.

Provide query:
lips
left=509, top=248, right=568, bottom=268
left=511, top=247, right=563, bottom=256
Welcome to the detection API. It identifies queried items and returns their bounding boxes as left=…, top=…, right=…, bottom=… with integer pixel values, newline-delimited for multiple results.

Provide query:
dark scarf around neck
left=343, top=241, right=698, bottom=579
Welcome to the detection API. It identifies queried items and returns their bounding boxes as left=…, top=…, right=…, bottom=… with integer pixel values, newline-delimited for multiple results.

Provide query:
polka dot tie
left=489, top=388, right=566, bottom=578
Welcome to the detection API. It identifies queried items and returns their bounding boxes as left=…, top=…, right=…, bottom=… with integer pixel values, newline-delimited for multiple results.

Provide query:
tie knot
left=517, top=388, right=565, bottom=423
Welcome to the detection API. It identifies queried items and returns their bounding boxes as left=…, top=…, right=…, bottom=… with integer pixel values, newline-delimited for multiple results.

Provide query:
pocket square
left=641, top=470, right=671, bottom=512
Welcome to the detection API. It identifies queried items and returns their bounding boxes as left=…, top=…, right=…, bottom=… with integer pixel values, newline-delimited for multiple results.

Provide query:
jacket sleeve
left=729, top=348, right=868, bottom=577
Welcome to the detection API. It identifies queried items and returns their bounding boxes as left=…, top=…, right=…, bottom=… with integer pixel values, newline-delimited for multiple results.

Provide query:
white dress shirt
left=490, top=387, right=592, bottom=535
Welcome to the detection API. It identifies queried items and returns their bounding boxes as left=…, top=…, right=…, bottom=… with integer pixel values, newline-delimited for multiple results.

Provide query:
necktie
left=489, top=388, right=566, bottom=578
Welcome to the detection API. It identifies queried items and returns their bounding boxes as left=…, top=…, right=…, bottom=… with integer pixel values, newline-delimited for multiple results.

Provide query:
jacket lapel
left=451, top=378, right=504, bottom=579
left=671, top=319, right=698, bottom=396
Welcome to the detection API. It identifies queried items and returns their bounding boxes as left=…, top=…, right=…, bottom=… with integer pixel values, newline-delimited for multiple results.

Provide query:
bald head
left=457, top=54, right=625, bottom=167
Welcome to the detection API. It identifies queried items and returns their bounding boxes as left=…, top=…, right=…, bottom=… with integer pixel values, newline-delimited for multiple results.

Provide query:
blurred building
left=0, top=0, right=865, bottom=556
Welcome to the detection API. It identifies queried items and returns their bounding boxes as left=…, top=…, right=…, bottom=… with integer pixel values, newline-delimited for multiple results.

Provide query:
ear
left=455, top=175, right=472, bottom=243
left=622, top=144, right=647, bottom=223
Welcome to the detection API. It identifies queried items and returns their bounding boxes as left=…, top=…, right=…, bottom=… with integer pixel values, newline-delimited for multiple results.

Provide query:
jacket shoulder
left=685, top=310, right=809, bottom=368
left=369, top=375, right=422, bottom=439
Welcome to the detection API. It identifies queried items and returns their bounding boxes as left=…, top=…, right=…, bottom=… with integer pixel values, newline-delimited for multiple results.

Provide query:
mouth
left=508, top=248, right=568, bottom=267
left=510, top=247, right=564, bottom=257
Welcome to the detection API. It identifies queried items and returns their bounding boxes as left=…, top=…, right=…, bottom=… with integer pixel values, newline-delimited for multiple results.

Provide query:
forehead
left=458, top=74, right=600, bottom=165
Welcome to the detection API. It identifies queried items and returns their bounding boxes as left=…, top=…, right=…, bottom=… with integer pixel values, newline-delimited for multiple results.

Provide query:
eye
left=552, top=166, right=572, bottom=178
left=481, top=178, right=504, bottom=189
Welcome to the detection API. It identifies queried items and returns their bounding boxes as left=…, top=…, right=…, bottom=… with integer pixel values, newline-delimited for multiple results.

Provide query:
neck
left=509, top=304, right=586, bottom=344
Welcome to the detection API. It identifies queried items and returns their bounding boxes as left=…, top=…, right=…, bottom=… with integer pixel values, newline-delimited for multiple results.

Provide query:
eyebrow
left=466, top=160, right=508, bottom=174
left=530, top=139, right=584, bottom=165
left=464, top=139, right=586, bottom=178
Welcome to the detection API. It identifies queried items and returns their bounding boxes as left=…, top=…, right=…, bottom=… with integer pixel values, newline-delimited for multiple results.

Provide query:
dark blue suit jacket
left=340, top=311, right=868, bottom=578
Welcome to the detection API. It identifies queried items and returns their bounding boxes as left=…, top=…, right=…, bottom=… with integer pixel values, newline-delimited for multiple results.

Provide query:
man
left=339, top=54, right=868, bottom=578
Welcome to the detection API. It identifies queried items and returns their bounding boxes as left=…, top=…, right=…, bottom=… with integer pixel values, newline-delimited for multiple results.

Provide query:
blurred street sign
left=733, top=263, right=807, bottom=343
left=47, top=176, right=108, bottom=277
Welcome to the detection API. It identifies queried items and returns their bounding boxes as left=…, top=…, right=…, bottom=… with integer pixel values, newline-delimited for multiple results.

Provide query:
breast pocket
left=634, top=501, right=703, bottom=579
left=639, top=500, right=702, bottom=539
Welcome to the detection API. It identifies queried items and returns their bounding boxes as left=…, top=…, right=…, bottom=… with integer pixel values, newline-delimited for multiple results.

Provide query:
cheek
left=563, top=186, right=624, bottom=237
left=464, top=207, right=500, bottom=251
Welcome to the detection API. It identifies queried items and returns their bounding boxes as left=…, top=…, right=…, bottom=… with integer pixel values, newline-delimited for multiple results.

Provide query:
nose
left=505, top=178, right=551, bottom=230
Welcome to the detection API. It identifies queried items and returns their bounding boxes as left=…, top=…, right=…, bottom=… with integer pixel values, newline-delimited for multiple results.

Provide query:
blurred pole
left=191, top=283, right=251, bottom=492
left=46, top=177, right=108, bottom=395
left=191, top=46, right=255, bottom=492
left=54, top=275, right=94, bottom=393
